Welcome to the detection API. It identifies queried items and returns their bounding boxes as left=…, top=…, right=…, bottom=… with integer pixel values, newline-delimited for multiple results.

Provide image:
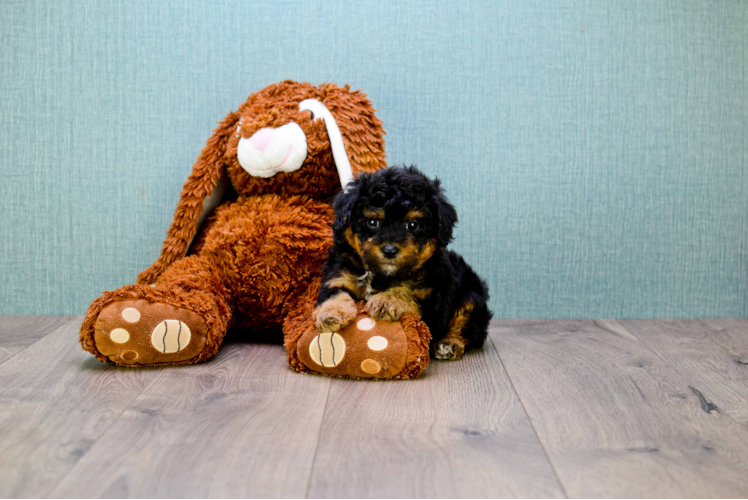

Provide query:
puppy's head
left=332, top=166, right=458, bottom=277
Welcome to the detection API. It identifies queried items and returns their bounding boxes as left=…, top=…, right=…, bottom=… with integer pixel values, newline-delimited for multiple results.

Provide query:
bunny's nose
left=381, top=245, right=399, bottom=258
left=237, top=122, right=307, bottom=179
left=249, top=128, right=274, bottom=152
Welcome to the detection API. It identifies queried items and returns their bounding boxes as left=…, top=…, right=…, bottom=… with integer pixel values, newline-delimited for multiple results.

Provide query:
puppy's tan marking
left=363, top=208, right=385, bottom=219
left=435, top=303, right=474, bottom=360
left=397, top=240, right=420, bottom=262
left=327, top=269, right=361, bottom=296
left=405, top=210, right=425, bottom=221
left=345, top=226, right=364, bottom=257
left=313, top=292, right=357, bottom=332
left=327, top=269, right=375, bottom=300
left=415, top=239, right=438, bottom=270
left=361, top=279, right=429, bottom=302
left=412, top=286, right=433, bottom=300
left=365, top=285, right=421, bottom=321
left=362, top=239, right=379, bottom=256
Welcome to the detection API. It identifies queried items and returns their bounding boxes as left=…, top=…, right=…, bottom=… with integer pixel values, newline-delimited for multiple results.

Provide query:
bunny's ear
left=136, top=110, right=240, bottom=285
left=319, top=86, right=387, bottom=178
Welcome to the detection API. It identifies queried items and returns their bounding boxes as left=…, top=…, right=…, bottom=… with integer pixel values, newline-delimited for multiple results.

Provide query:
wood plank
left=307, top=335, right=565, bottom=499
left=491, top=319, right=748, bottom=498
left=0, top=315, right=70, bottom=365
left=701, top=318, right=748, bottom=356
left=50, top=342, right=331, bottom=498
left=614, top=319, right=748, bottom=430
left=0, top=317, right=157, bottom=498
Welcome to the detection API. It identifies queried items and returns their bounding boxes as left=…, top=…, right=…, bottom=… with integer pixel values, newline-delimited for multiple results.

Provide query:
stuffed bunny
left=80, top=81, right=430, bottom=379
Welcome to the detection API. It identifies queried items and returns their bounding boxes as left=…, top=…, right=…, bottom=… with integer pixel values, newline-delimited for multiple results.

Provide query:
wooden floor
left=1, top=317, right=747, bottom=498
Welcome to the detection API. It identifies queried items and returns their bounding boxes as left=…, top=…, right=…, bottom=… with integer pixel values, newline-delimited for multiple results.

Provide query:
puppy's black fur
left=314, top=166, right=492, bottom=360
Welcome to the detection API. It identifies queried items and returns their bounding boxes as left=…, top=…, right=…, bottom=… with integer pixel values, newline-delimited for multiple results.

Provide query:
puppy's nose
left=381, top=245, right=399, bottom=258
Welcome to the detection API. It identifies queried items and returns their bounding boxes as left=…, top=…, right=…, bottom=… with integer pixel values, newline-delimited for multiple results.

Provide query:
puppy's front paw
left=313, top=294, right=357, bottom=332
left=365, top=293, right=416, bottom=322
left=434, top=337, right=465, bottom=360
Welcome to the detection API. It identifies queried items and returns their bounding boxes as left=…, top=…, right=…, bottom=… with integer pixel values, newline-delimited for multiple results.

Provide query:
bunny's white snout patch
left=237, top=123, right=308, bottom=178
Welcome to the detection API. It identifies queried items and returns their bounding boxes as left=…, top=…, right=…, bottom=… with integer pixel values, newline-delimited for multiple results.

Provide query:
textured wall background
left=1, top=0, right=746, bottom=317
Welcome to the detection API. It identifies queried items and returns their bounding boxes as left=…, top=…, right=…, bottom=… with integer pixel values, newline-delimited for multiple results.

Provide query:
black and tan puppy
left=313, top=166, right=492, bottom=360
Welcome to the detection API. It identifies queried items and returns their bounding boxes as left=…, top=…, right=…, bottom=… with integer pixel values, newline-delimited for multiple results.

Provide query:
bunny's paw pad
left=93, top=300, right=208, bottom=366
left=298, top=315, right=412, bottom=379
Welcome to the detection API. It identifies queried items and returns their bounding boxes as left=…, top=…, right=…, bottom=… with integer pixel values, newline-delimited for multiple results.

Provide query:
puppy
left=313, top=166, right=492, bottom=360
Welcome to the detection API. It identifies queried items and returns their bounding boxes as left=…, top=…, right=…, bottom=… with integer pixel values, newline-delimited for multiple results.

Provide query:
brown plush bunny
left=80, top=81, right=430, bottom=379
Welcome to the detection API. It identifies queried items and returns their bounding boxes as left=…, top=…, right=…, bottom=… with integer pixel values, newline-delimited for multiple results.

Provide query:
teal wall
left=2, top=0, right=746, bottom=318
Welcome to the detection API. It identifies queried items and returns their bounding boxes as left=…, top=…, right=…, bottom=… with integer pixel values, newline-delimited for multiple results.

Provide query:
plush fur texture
left=80, top=81, right=387, bottom=366
left=315, top=166, right=492, bottom=360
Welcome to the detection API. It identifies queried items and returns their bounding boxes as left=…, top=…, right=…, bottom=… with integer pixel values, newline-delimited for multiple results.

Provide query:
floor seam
left=487, top=330, right=570, bottom=499
left=303, top=376, right=333, bottom=499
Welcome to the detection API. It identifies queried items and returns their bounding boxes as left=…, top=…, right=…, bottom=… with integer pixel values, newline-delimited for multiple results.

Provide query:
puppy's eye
left=406, top=220, right=420, bottom=231
left=366, top=219, right=381, bottom=230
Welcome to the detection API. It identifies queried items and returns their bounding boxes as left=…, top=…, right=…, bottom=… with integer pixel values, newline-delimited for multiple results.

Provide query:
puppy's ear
left=431, top=180, right=458, bottom=246
left=331, top=180, right=361, bottom=246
